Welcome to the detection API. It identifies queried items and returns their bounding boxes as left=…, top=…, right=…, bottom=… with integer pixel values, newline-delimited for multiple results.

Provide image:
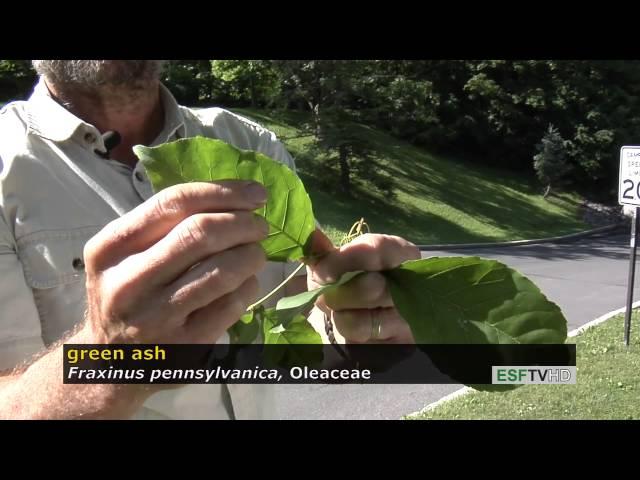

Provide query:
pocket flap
left=17, top=227, right=100, bottom=289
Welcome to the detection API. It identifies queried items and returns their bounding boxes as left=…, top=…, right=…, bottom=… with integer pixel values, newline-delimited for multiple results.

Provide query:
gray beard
left=32, top=60, right=166, bottom=90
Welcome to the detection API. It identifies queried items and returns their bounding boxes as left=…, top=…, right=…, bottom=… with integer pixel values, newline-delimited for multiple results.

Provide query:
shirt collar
left=26, top=77, right=187, bottom=147
left=152, top=83, right=187, bottom=144
left=26, top=77, right=96, bottom=143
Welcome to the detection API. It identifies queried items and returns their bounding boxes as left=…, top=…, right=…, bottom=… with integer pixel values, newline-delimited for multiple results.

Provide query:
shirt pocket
left=16, top=227, right=101, bottom=345
left=16, top=227, right=100, bottom=289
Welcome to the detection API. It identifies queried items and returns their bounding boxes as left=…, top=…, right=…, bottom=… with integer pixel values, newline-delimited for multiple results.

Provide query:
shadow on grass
left=360, top=135, right=586, bottom=241
left=302, top=173, right=495, bottom=245
left=301, top=148, right=585, bottom=244
left=232, top=108, right=588, bottom=244
left=232, top=108, right=312, bottom=133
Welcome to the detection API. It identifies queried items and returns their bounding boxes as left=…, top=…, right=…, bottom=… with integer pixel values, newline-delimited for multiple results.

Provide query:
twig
left=247, top=262, right=306, bottom=312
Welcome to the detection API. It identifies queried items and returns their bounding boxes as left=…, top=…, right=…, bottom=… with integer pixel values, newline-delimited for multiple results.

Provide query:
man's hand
left=83, top=180, right=269, bottom=345
left=1, top=180, right=270, bottom=419
left=307, top=231, right=420, bottom=344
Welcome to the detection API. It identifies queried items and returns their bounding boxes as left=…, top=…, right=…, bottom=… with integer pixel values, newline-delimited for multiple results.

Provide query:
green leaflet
left=228, top=306, right=323, bottom=367
left=263, top=308, right=323, bottom=345
left=133, top=137, right=316, bottom=262
left=228, top=272, right=361, bottom=345
left=228, top=310, right=261, bottom=344
left=262, top=309, right=324, bottom=367
left=384, top=257, right=567, bottom=345
left=273, top=271, right=363, bottom=327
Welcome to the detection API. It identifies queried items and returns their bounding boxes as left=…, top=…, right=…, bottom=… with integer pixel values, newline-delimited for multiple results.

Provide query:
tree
left=271, top=61, right=394, bottom=197
left=210, top=60, right=281, bottom=108
left=533, top=124, right=573, bottom=198
left=166, top=60, right=640, bottom=199
left=315, top=110, right=383, bottom=196
left=0, top=60, right=37, bottom=102
left=360, top=61, right=441, bottom=144
left=161, top=60, right=214, bottom=106
left=273, top=60, right=340, bottom=138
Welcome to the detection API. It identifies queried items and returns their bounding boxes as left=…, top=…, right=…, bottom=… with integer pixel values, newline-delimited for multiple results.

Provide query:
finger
left=185, top=276, right=261, bottom=344
left=129, top=211, right=268, bottom=287
left=85, top=181, right=267, bottom=271
left=322, top=272, right=393, bottom=310
left=333, top=308, right=410, bottom=343
left=306, top=228, right=336, bottom=262
left=310, top=233, right=420, bottom=284
left=162, top=243, right=266, bottom=321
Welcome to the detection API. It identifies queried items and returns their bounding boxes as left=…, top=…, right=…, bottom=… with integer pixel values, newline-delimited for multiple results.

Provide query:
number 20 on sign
left=619, top=146, right=640, bottom=206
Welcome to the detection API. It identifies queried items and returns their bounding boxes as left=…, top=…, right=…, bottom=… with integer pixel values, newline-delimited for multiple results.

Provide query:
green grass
left=232, top=108, right=588, bottom=246
left=406, top=311, right=640, bottom=420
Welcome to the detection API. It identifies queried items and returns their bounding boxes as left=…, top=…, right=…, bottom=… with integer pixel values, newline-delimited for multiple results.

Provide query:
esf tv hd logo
left=492, top=366, right=576, bottom=384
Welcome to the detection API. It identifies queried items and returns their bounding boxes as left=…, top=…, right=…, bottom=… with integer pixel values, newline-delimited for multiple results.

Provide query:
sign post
left=624, top=207, right=639, bottom=346
left=618, top=146, right=640, bottom=346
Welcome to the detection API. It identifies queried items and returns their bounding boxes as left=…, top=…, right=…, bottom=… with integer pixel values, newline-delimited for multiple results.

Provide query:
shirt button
left=72, top=258, right=85, bottom=271
left=135, top=171, right=145, bottom=182
left=84, top=132, right=97, bottom=144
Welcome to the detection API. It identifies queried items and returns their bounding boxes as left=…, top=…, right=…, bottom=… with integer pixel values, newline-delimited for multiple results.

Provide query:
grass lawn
left=232, top=108, right=588, bottom=246
left=406, top=310, right=640, bottom=420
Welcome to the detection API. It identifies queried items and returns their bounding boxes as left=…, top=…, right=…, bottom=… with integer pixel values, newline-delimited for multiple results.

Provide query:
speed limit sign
left=619, top=146, right=640, bottom=206
left=620, top=146, right=640, bottom=347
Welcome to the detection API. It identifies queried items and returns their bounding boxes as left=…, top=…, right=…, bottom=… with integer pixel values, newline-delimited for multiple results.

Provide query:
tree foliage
left=533, top=124, right=573, bottom=197
left=3, top=59, right=639, bottom=199
left=0, top=60, right=37, bottom=102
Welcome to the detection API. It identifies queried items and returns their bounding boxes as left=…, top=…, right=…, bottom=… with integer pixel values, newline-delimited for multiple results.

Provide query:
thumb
left=305, top=228, right=336, bottom=264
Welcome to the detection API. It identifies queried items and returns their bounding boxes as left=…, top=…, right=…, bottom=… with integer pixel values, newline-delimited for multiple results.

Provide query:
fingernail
left=245, top=182, right=268, bottom=205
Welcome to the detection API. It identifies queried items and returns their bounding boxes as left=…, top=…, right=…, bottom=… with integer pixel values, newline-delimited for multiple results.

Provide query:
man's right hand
left=82, top=180, right=269, bottom=345
left=1, top=180, right=269, bottom=419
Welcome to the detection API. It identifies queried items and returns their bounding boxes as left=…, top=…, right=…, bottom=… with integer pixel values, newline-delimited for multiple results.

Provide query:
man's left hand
left=307, top=230, right=420, bottom=344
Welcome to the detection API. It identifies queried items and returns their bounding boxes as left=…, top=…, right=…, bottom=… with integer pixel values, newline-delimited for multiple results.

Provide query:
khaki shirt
left=0, top=78, right=305, bottom=419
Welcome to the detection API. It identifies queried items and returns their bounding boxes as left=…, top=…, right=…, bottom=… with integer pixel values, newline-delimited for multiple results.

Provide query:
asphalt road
left=273, top=231, right=638, bottom=420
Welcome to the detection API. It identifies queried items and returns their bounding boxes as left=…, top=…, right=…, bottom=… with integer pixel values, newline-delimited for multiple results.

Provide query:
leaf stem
left=246, top=217, right=369, bottom=313
left=247, top=261, right=307, bottom=312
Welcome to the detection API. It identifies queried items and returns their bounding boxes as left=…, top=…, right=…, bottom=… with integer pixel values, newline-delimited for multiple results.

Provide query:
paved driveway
left=273, top=231, right=638, bottom=419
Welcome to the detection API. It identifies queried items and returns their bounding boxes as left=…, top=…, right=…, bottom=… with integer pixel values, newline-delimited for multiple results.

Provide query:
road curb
left=404, top=301, right=640, bottom=419
left=567, top=300, right=640, bottom=337
left=417, top=222, right=627, bottom=251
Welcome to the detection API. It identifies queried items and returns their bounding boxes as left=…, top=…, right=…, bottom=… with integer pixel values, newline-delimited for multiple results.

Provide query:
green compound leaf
left=384, top=257, right=567, bottom=345
left=133, top=137, right=316, bottom=262
left=132, top=136, right=569, bottom=381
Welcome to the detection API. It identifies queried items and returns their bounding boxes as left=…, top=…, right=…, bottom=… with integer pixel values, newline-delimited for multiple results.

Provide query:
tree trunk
left=339, top=144, right=351, bottom=195
left=543, top=184, right=551, bottom=198
left=308, top=101, right=322, bottom=140
left=250, top=76, right=256, bottom=107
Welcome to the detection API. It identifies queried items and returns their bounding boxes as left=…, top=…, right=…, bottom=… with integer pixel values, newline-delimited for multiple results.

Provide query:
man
left=0, top=60, right=419, bottom=419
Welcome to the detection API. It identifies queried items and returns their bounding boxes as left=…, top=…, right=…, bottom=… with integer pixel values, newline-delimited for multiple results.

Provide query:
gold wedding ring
left=371, top=312, right=383, bottom=341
